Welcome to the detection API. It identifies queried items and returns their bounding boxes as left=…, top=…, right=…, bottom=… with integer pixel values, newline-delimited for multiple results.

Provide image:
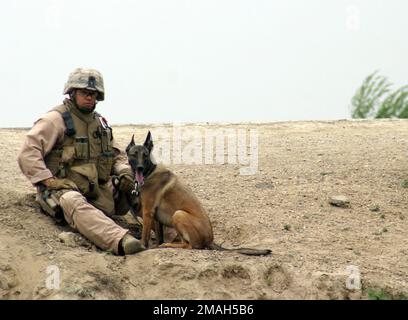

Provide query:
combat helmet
left=63, top=68, right=105, bottom=101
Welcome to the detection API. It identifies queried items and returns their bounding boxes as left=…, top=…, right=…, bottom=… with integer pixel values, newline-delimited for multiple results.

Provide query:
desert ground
left=0, top=119, right=407, bottom=300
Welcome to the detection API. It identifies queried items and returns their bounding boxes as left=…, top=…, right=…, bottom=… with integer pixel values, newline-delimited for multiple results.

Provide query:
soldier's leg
left=89, top=181, right=116, bottom=216
left=112, top=180, right=141, bottom=216
left=93, top=180, right=133, bottom=216
left=59, top=190, right=127, bottom=254
left=112, top=189, right=130, bottom=216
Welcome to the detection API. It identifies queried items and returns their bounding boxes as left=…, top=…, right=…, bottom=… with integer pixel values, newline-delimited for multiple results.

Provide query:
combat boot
left=119, top=234, right=145, bottom=255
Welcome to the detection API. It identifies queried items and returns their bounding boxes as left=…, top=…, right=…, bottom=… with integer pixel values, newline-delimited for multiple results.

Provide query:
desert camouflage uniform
left=17, top=69, right=133, bottom=254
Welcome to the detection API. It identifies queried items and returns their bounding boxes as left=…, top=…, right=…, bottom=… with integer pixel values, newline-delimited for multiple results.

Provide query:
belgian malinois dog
left=125, top=131, right=271, bottom=256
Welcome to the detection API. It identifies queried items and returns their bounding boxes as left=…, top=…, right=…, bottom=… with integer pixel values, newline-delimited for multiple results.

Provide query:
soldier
left=17, top=68, right=145, bottom=255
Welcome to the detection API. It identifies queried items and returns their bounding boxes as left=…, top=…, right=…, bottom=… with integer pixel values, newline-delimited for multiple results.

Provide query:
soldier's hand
left=42, top=178, right=78, bottom=191
left=118, top=173, right=134, bottom=193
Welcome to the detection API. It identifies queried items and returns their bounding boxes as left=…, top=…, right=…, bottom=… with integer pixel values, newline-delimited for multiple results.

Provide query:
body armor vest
left=44, top=99, right=114, bottom=198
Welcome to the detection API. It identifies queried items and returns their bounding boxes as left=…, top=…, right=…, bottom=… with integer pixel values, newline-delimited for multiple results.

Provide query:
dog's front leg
left=154, top=220, right=164, bottom=245
left=141, top=208, right=155, bottom=248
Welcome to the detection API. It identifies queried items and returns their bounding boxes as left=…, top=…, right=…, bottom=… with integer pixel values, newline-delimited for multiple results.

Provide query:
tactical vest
left=44, top=99, right=114, bottom=198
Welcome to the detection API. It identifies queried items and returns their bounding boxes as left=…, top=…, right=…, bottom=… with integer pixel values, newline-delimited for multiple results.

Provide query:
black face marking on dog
left=126, top=132, right=157, bottom=181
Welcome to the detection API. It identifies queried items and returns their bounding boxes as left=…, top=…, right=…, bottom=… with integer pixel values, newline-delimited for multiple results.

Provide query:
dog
left=125, top=131, right=271, bottom=256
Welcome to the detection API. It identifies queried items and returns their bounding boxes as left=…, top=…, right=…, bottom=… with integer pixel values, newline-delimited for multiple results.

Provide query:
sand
left=0, top=119, right=407, bottom=300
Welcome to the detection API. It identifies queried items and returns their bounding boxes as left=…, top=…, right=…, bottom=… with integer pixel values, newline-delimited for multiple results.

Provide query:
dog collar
left=129, top=164, right=157, bottom=198
left=131, top=181, right=142, bottom=197
left=143, top=163, right=157, bottom=180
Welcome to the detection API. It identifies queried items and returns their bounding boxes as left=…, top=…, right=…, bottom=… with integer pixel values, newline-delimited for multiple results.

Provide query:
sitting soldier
left=17, top=67, right=145, bottom=255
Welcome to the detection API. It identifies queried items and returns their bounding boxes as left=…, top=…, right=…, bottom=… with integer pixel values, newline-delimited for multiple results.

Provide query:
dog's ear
left=126, top=134, right=135, bottom=153
left=144, top=131, right=153, bottom=152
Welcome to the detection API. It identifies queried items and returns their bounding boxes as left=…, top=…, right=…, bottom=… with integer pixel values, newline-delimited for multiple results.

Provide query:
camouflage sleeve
left=17, top=112, right=65, bottom=185
left=112, top=138, right=132, bottom=176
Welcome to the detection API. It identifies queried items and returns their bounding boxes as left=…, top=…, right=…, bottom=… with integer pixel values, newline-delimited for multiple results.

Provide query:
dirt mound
left=1, top=120, right=407, bottom=300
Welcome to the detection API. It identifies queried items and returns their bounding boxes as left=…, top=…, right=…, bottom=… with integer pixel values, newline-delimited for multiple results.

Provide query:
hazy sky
left=1, top=0, right=407, bottom=127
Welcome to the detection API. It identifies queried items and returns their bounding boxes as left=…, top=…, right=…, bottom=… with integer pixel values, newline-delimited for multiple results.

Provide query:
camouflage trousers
left=37, top=181, right=131, bottom=254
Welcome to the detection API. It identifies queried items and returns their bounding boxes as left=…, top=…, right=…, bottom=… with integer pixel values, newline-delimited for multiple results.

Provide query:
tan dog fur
left=126, top=132, right=271, bottom=256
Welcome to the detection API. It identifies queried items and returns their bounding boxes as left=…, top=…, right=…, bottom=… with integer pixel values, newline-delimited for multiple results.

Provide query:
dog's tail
left=208, top=243, right=271, bottom=256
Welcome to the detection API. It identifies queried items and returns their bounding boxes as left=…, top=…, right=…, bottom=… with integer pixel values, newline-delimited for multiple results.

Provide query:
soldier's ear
left=144, top=131, right=153, bottom=152
left=126, top=134, right=135, bottom=153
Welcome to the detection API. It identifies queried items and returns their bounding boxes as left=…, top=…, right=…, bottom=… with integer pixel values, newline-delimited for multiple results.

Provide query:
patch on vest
left=98, top=116, right=110, bottom=130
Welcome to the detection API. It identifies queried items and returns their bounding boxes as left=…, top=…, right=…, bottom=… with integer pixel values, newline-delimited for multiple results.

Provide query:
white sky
left=1, top=0, right=407, bottom=127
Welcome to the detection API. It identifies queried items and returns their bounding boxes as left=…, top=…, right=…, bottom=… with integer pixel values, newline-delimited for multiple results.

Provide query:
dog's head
left=126, top=131, right=154, bottom=185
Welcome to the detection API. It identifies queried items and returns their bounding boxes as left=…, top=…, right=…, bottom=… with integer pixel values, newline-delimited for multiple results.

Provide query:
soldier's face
left=75, top=89, right=97, bottom=109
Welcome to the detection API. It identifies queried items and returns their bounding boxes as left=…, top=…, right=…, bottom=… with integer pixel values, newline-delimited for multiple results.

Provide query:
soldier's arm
left=112, top=138, right=132, bottom=176
left=17, top=112, right=65, bottom=185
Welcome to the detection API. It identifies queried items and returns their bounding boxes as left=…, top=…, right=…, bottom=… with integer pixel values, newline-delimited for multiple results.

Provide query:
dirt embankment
left=1, top=120, right=407, bottom=300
